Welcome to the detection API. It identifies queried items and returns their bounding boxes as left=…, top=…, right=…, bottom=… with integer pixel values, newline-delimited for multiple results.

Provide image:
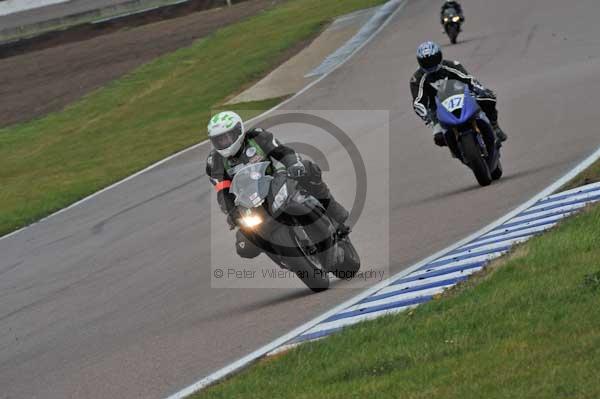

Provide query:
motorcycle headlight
left=240, top=214, right=263, bottom=229
left=452, top=16, right=460, bottom=22
left=272, top=183, right=288, bottom=212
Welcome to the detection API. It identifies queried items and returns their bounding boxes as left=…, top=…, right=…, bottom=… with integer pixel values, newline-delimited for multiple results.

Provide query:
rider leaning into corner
left=410, top=41, right=508, bottom=149
left=440, top=0, right=465, bottom=24
left=205, top=111, right=350, bottom=258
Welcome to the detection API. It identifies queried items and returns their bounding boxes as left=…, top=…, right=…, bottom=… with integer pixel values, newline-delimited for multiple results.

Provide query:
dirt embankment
left=0, top=0, right=280, bottom=128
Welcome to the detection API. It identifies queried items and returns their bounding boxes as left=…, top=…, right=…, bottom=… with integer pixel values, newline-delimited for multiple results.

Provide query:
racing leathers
left=410, top=59, right=503, bottom=147
left=206, top=128, right=348, bottom=258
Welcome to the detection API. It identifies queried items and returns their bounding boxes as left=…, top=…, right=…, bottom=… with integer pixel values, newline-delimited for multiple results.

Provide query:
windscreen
left=436, top=79, right=480, bottom=124
left=443, top=8, right=457, bottom=17
left=230, top=162, right=273, bottom=209
left=437, top=79, right=466, bottom=103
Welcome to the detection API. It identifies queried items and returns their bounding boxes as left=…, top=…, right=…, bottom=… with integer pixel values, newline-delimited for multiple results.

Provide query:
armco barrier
left=0, top=0, right=235, bottom=45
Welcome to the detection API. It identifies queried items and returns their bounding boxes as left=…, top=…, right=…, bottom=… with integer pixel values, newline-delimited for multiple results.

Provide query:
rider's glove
left=434, top=132, right=447, bottom=147
left=471, top=86, right=496, bottom=99
left=432, top=123, right=447, bottom=147
left=227, top=208, right=241, bottom=230
left=287, top=161, right=307, bottom=179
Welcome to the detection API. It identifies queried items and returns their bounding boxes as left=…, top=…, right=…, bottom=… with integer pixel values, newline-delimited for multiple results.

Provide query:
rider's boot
left=301, top=160, right=350, bottom=233
left=491, top=121, right=507, bottom=142
left=307, top=180, right=350, bottom=230
left=323, top=196, right=351, bottom=238
left=322, top=196, right=349, bottom=225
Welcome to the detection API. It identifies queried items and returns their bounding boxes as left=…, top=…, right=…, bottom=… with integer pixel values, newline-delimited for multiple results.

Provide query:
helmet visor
left=210, top=123, right=243, bottom=151
left=422, top=64, right=441, bottom=73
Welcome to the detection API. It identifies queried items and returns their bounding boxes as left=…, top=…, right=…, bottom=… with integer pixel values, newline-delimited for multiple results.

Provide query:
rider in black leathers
left=205, top=111, right=349, bottom=258
left=410, top=41, right=507, bottom=149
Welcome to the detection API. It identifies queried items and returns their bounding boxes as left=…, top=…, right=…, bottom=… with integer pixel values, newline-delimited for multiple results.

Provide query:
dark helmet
left=416, top=41, right=443, bottom=73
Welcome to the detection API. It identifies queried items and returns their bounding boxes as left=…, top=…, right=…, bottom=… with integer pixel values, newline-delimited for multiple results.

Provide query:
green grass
left=562, top=158, right=600, bottom=191
left=195, top=204, right=600, bottom=399
left=0, top=0, right=387, bottom=236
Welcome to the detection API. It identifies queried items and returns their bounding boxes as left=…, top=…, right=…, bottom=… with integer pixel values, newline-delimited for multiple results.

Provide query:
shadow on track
left=440, top=34, right=491, bottom=48
left=396, top=160, right=571, bottom=209
left=194, top=289, right=313, bottom=324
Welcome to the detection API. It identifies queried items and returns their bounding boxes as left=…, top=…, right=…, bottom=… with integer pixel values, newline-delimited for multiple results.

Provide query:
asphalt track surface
left=2, top=0, right=600, bottom=398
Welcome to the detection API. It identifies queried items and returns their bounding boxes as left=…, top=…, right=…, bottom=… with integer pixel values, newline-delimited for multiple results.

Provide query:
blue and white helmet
left=417, top=41, right=443, bottom=73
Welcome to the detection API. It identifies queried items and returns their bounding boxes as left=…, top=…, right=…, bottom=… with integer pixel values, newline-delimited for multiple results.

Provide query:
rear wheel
left=461, top=133, right=492, bottom=186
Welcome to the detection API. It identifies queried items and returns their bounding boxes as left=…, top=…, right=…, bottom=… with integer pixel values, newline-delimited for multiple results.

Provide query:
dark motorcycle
left=230, top=162, right=360, bottom=292
left=442, top=8, right=462, bottom=44
left=435, top=79, right=503, bottom=186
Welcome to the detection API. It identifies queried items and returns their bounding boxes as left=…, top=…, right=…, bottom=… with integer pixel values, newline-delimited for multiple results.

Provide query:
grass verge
left=193, top=204, right=600, bottom=398
left=562, top=157, right=600, bottom=191
left=0, top=0, right=386, bottom=236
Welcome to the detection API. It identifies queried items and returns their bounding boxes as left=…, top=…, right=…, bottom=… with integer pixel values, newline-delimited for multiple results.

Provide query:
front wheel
left=461, top=133, right=492, bottom=186
left=446, top=24, right=459, bottom=44
left=288, top=230, right=330, bottom=292
left=330, top=238, right=361, bottom=280
left=491, top=160, right=503, bottom=180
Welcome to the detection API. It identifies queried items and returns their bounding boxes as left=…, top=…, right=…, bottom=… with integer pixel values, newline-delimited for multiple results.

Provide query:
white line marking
left=166, top=140, right=600, bottom=397
left=163, top=1, right=410, bottom=397
left=292, top=181, right=600, bottom=345
left=0, top=0, right=405, bottom=243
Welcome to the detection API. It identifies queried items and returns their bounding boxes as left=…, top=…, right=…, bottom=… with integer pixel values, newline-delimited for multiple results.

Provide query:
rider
left=410, top=41, right=507, bottom=148
left=440, top=0, right=464, bottom=24
left=205, top=111, right=349, bottom=258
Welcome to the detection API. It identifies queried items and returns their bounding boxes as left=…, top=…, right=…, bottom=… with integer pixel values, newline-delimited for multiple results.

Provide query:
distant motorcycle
left=230, top=162, right=360, bottom=292
left=442, top=8, right=462, bottom=44
left=436, top=79, right=503, bottom=186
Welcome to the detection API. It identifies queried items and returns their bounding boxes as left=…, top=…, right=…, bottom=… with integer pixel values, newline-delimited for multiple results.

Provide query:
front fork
left=452, top=119, right=489, bottom=159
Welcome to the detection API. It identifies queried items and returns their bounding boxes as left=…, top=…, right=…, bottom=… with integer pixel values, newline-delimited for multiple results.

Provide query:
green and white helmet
left=207, top=111, right=245, bottom=158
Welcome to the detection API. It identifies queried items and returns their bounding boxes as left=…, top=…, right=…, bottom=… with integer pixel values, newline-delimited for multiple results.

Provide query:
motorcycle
left=230, top=161, right=361, bottom=292
left=442, top=8, right=462, bottom=44
left=435, top=79, right=503, bottom=186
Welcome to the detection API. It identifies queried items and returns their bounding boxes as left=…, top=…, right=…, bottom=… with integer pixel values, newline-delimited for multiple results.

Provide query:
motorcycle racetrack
left=1, top=0, right=600, bottom=398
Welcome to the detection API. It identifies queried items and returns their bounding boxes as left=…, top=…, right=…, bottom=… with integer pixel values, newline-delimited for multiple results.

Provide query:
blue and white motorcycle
left=436, top=79, right=502, bottom=186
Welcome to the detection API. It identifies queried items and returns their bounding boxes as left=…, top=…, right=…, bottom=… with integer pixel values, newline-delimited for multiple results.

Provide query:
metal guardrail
left=0, top=0, right=70, bottom=17
left=0, top=0, right=234, bottom=42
